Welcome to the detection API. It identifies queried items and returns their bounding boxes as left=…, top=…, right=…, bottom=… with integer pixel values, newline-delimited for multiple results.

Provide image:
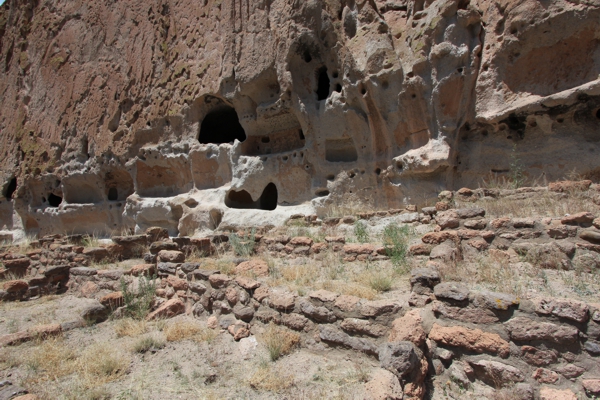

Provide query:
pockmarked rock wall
left=0, top=0, right=599, bottom=239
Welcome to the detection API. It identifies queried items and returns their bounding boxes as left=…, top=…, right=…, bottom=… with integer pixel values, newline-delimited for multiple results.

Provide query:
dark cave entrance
left=316, top=67, right=330, bottom=101
left=3, top=178, right=16, bottom=200
left=225, top=183, right=278, bottom=211
left=48, top=193, right=63, bottom=207
left=107, top=187, right=118, bottom=201
left=199, top=106, right=246, bottom=144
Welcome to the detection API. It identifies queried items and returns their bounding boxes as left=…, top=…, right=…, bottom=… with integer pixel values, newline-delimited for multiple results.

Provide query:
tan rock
left=309, top=289, right=338, bottom=303
left=2, top=280, right=28, bottom=292
left=549, top=180, right=592, bottom=193
left=343, top=244, right=375, bottom=255
left=235, top=260, right=269, bottom=277
left=228, top=321, right=250, bottom=341
left=235, top=276, right=261, bottom=290
left=582, top=379, right=600, bottom=396
left=158, top=250, right=185, bottom=263
left=421, top=231, right=459, bottom=245
left=208, top=273, right=231, bottom=288
left=99, top=291, right=124, bottom=309
left=539, top=388, right=577, bottom=400
left=364, top=368, right=403, bottom=400
left=389, top=310, right=426, bottom=347
left=289, top=236, right=313, bottom=247
left=253, top=285, right=270, bottom=302
left=270, top=291, right=296, bottom=311
left=428, top=323, right=510, bottom=357
left=561, top=211, right=595, bottom=225
left=130, top=264, right=156, bottom=277
left=166, top=275, right=188, bottom=291
left=532, top=368, right=559, bottom=383
left=146, top=298, right=185, bottom=321
left=334, top=295, right=361, bottom=312
left=79, top=281, right=100, bottom=297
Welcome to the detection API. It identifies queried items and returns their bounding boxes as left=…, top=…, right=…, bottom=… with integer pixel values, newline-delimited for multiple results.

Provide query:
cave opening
left=596, top=108, right=600, bottom=119
left=316, top=67, right=330, bottom=101
left=3, top=178, right=16, bottom=200
left=48, top=194, right=62, bottom=207
left=199, top=106, right=246, bottom=144
left=225, top=183, right=278, bottom=211
left=107, top=187, right=118, bottom=201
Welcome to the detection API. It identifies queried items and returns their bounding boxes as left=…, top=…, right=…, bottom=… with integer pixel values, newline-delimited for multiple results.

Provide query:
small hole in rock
left=596, top=109, right=600, bottom=119
left=349, top=172, right=356, bottom=178
left=481, top=130, right=488, bottom=136
left=557, top=118, right=564, bottom=123
left=375, top=168, right=381, bottom=175
left=407, top=72, right=414, bottom=78
left=316, top=190, right=330, bottom=197
left=360, top=87, right=367, bottom=95
left=507, top=135, right=513, bottom=139
left=327, top=175, right=335, bottom=180
left=108, top=187, right=118, bottom=201
left=48, top=194, right=62, bottom=207
left=411, top=94, right=416, bottom=99
left=457, top=68, right=463, bottom=73
left=299, top=130, right=305, bottom=140
left=511, top=28, right=517, bottom=35
left=316, top=67, right=330, bottom=101
left=261, top=136, right=270, bottom=143
left=396, top=162, right=403, bottom=170
left=332, top=72, right=339, bottom=78
left=335, top=84, right=342, bottom=93
left=303, top=51, right=312, bottom=63
left=382, top=81, right=389, bottom=89
left=283, top=156, right=288, bottom=161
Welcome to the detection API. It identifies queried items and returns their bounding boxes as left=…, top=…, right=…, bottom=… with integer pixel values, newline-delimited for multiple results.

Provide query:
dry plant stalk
left=261, top=323, right=300, bottom=361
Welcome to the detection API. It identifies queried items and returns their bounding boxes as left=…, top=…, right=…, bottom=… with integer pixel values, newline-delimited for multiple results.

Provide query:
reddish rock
left=235, top=276, right=261, bottom=290
left=2, top=280, right=28, bottom=292
left=130, top=263, right=156, bottom=277
left=421, top=231, right=459, bottom=245
left=309, top=289, right=338, bottom=303
left=227, top=320, right=250, bottom=341
left=334, top=295, right=361, bottom=312
left=325, top=236, right=345, bottom=244
left=547, top=225, right=578, bottom=239
left=435, top=202, right=450, bottom=211
left=582, top=379, right=600, bottom=396
left=532, top=297, right=589, bottom=323
left=146, top=226, right=169, bottom=242
left=235, top=259, right=269, bottom=277
left=457, top=187, right=473, bottom=196
left=436, top=210, right=460, bottom=229
left=166, top=275, right=188, bottom=291
left=190, top=237, right=215, bottom=255
left=158, top=250, right=185, bottom=263
left=208, top=273, right=231, bottom=288
left=490, top=217, right=511, bottom=229
left=343, top=244, right=375, bottom=255
left=289, top=236, right=314, bottom=247
left=310, top=242, right=328, bottom=254
left=360, top=300, right=400, bottom=317
left=3, top=258, right=30, bottom=270
left=253, top=285, right=270, bottom=302
left=431, top=301, right=498, bottom=324
left=389, top=310, right=425, bottom=347
left=521, top=345, right=558, bottom=366
left=561, top=211, right=595, bottom=225
left=270, top=291, right=296, bottom=311
left=532, top=368, right=559, bottom=383
left=341, top=318, right=386, bottom=337
left=100, top=291, right=124, bottom=309
left=429, top=323, right=510, bottom=357
left=79, top=281, right=99, bottom=297
left=281, top=313, right=309, bottom=331
left=146, top=298, right=185, bottom=320
left=409, top=243, right=432, bottom=256
left=82, top=247, right=109, bottom=262
left=549, top=180, right=592, bottom=193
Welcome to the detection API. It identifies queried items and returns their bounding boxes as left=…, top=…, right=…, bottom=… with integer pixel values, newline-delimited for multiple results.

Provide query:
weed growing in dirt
left=383, top=224, right=409, bottom=270
left=261, top=323, right=300, bottom=361
left=509, top=144, right=525, bottom=189
left=114, top=318, right=148, bottom=337
left=366, top=271, right=393, bottom=292
left=354, top=220, right=369, bottom=243
left=133, top=335, right=165, bottom=353
left=120, top=275, right=157, bottom=320
left=164, top=320, right=216, bottom=343
left=229, top=228, right=256, bottom=257
left=248, top=361, right=295, bottom=392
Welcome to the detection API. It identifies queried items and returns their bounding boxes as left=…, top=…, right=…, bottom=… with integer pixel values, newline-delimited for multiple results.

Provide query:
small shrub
left=261, top=323, right=300, bottom=362
left=509, top=144, right=525, bottom=189
left=119, top=275, right=157, bottom=320
left=82, top=234, right=101, bottom=248
left=354, top=220, right=369, bottom=243
left=383, top=224, right=410, bottom=269
left=248, top=363, right=294, bottom=392
left=79, top=342, right=129, bottom=384
left=229, top=228, right=256, bottom=257
left=164, top=320, right=216, bottom=343
left=367, top=272, right=393, bottom=292
left=114, top=318, right=147, bottom=338
left=133, top=335, right=165, bottom=353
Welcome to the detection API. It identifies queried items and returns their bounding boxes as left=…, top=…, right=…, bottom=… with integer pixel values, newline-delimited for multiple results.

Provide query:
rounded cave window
left=199, top=106, right=246, bottom=144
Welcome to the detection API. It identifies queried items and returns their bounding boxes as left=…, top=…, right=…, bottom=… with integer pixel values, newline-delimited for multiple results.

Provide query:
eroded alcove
left=225, top=183, right=278, bottom=211
left=105, top=170, right=134, bottom=201
left=48, top=193, right=62, bottom=207
left=3, top=178, right=16, bottom=200
left=199, top=106, right=246, bottom=144
left=325, top=138, right=358, bottom=162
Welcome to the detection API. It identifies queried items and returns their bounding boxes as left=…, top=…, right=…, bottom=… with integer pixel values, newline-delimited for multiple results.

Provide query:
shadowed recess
left=199, top=106, right=246, bottom=144
left=225, top=183, right=278, bottom=211
left=3, top=177, right=16, bottom=199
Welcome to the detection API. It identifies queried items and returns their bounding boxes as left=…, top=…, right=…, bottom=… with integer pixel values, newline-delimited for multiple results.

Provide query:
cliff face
left=0, top=0, right=599, bottom=238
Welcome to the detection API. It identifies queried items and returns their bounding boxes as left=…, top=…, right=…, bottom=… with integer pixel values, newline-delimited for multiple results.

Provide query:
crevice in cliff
left=3, top=177, right=17, bottom=200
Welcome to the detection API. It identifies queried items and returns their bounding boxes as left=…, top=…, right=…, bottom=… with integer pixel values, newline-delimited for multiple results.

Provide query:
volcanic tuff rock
left=1, top=0, right=600, bottom=239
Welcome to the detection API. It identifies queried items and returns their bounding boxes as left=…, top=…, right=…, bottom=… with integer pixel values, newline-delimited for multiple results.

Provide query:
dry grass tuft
left=78, top=342, right=130, bottom=385
left=248, top=362, right=295, bottom=392
left=202, top=258, right=236, bottom=275
left=133, top=334, right=166, bottom=353
left=114, top=318, right=148, bottom=338
left=164, top=320, right=216, bottom=343
left=261, top=323, right=300, bottom=362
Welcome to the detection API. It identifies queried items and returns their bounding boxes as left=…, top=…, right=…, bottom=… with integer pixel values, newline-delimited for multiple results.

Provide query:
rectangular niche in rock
left=325, top=137, right=358, bottom=162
